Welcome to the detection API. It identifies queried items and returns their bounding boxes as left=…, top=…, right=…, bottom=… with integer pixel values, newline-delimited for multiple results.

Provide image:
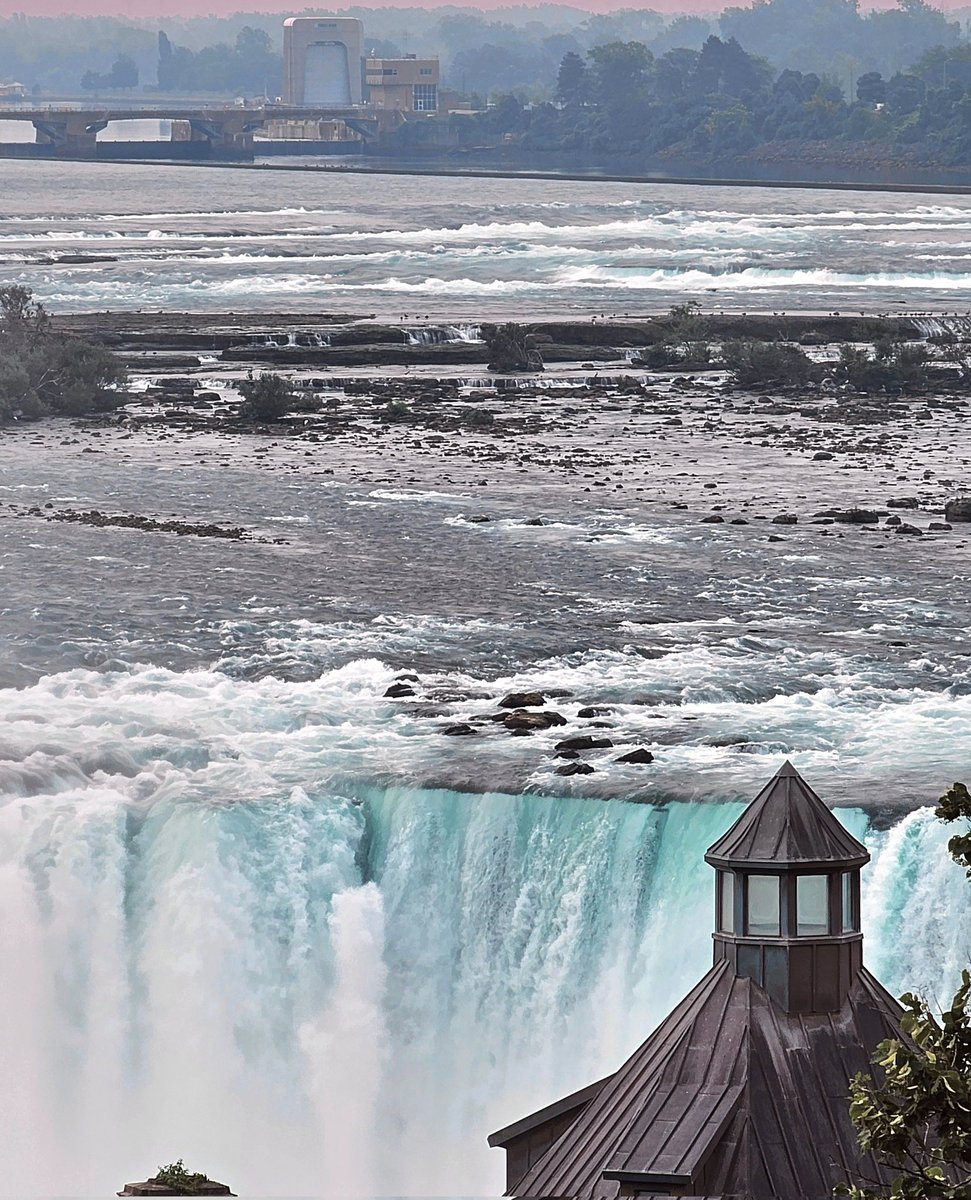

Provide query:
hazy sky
left=1, top=0, right=967, bottom=16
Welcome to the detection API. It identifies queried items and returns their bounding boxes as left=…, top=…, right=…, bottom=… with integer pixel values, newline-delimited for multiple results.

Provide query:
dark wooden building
left=489, top=762, right=905, bottom=1199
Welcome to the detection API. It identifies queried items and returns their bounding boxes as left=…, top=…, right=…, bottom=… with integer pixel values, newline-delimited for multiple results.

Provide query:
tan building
left=283, top=17, right=364, bottom=106
left=365, top=56, right=439, bottom=113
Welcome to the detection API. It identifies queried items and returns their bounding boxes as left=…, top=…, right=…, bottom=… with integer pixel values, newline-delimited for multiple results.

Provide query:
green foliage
left=936, top=781, right=971, bottom=878
left=153, top=1159, right=211, bottom=1195
left=157, top=26, right=281, bottom=96
left=721, top=339, right=814, bottom=387
left=237, top=372, right=293, bottom=422
left=833, top=342, right=930, bottom=391
left=482, top=323, right=544, bottom=374
left=0, top=286, right=125, bottom=423
left=836, top=783, right=971, bottom=1200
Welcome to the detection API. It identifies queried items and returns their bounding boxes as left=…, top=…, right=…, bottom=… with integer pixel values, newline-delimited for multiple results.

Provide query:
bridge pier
left=31, top=115, right=103, bottom=157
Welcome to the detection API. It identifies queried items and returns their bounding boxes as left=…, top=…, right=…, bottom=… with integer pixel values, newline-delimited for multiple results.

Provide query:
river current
left=0, top=160, right=970, bottom=1198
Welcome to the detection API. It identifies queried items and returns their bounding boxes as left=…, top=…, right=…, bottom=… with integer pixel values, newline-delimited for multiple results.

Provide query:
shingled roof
left=705, top=761, right=869, bottom=870
left=499, top=962, right=903, bottom=1200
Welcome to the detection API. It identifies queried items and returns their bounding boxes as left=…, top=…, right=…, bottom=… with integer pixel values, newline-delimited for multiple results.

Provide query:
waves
left=0, top=654, right=968, bottom=1195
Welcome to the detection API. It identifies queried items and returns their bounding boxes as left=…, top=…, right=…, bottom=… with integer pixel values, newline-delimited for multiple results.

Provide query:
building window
left=747, top=875, right=780, bottom=937
left=718, top=871, right=734, bottom=934
left=842, top=871, right=858, bottom=932
left=413, top=83, right=437, bottom=111
left=382, top=68, right=398, bottom=76
left=420, top=67, right=434, bottom=76
left=797, top=874, right=829, bottom=936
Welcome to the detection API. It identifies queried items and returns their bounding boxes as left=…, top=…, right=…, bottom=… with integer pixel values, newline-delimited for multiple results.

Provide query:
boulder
left=555, top=735, right=614, bottom=751
left=384, top=682, right=415, bottom=698
left=577, top=706, right=612, bottom=718
left=700, top=514, right=725, bottom=523
left=616, top=749, right=655, bottom=764
left=118, top=1182, right=234, bottom=1197
left=928, top=522, right=952, bottom=532
left=887, top=497, right=920, bottom=509
left=442, top=723, right=476, bottom=737
left=945, top=497, right=971, bottom=523
left=771, top=514, right=798, bottom=525
left=499, top=691, right=545, bottom=708
left=894, top=523, right=923, bottom=536
left=503, top=709, right=567, bottom=731
left=834, top=509, right=879, bottom=524
left=556, top=762, right=595, bottom=776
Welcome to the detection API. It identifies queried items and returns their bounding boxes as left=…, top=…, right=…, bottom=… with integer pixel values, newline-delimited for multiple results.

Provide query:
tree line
left=473, top=32, right=971, bottom=166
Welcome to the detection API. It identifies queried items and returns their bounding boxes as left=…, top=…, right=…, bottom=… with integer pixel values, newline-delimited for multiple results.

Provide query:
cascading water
left=0, top=661, right=968, bottom=1198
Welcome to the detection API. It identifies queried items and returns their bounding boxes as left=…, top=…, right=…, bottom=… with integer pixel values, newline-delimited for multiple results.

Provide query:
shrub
left=0, top=285, right=125, bottom=422
left=482, top=323, right=544, bottom=373
left=153, top=1159, right=210, bottom=1195
left=237, top=372, right=294, bottom=421
left=721, top=339, right=814, bottom=387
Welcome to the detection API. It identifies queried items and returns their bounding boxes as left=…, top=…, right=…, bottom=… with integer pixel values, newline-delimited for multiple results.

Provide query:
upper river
left=0, top=161, right=969, bottom=1198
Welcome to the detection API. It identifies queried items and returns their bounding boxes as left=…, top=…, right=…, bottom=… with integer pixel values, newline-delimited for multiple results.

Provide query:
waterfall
left=0, top=664, right=968, bottom=1196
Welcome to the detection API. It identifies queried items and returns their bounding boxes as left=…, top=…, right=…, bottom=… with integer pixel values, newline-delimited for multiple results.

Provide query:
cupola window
left=746, top=875, right=780, bottom=936
left=718, top=871, right=735, bottom=933
left=841, top=871, right=858, bottom=932
left=796, top=874, right=830, bottom=936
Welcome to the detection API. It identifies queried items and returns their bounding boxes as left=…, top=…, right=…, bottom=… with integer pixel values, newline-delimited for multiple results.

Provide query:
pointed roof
left=497, top=963, right=904, bottom=1200
left=705, top=761, right=869, bottom=870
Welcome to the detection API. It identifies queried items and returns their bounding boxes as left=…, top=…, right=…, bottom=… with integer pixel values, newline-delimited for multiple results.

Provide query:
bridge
left=0, top=103, right=396, bottom=159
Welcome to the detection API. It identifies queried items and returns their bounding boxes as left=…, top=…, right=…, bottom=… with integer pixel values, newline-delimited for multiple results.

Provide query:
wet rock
left=812, top=451, right=834, bottom=461
left=701, top=514, right=725, bottom=523
left=945, top=497, right=971, bottom=522
left=556, top=762, right=595, bottom=776
left=557, top=749, right=580, bottom=759
left=894, top=523, right=923, bottom=535
left=555, top=735, right=614, bottom=751
left=887, top=497, right=919, bottom=509
left=578, top=706, right=612, bottom=718
left=616, top=748, right=655, bottom=764
left=442, top=723, right=476, bottom=736
left=885, top=515, right=902, bottom=526
left=395, top=672, right=420, bottom=682
left=499, top=691, right=545, bottom=708
left=384, top=682, right=416, bottom=698
left=834, top=509, right=880, bottom=524
left=503, top=709, right=567, bottom=731
left=524, top=517, right=547, bottom=526
left=928, top=521, right=952, bottom=531
left=771, top=514, right=798, bottom=525
left=467, top=514, right=492, bottom=523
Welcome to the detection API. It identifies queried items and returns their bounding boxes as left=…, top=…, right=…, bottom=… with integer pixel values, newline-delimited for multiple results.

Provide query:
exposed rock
left=833, top=508, right=880, bottom=524
left=503, top=709, right=567, bottom=731
left=812, top=451, right=834, bottom=460
left=555, top=735, right=614, bottom=751
left=945, top=497, right=971, bottom=522
left=577, top=706, right=612, bottom=718
left=894, top=523, right=923, bottom=536
left=384, top=682, right=415, bottom=698
left=887, top=497, right=919, bottom=509
left=701, top=514, right=725, bottom=523
left=616, top=748, right=655, bottom=764
left=118, top=1182, right=234, bottom=1197
left=442, top=723, right=476, bottom=736
left=928, top=521, right=952, bottom=531
left=885, top=515, right=902, bottom=527
left=556, top=762, right=595, bottom=776
left=771, top=514, right=798, bottom=525
left=499, top=691, right=545, bottom=708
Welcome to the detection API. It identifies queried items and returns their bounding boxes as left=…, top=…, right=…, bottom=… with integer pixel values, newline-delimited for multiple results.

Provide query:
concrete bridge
left=0, top=103, right=390, bottom=159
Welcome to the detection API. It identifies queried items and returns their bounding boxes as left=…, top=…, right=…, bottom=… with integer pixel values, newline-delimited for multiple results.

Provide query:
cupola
left=705, top=760, right=869, bottom=1013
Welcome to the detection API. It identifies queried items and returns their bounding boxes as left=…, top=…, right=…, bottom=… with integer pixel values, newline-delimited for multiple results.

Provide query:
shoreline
left=8, top=151, right=971, bottom=196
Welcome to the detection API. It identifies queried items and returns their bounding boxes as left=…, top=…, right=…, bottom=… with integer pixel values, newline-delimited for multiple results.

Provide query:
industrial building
left=283, top=17, right=364, bottom=107
left=365, top=55, right=439, bottom=112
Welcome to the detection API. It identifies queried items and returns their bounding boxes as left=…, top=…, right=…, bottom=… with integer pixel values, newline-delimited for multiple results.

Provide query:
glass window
left=797, top=874, right=829, bottom=936
left=719, top=872, right=734, bottom=933
left=842, top=871, right=857, bottom=932
left=747, top=875, right=780, bottom=936
left=413, top=83, right=437, bottom=111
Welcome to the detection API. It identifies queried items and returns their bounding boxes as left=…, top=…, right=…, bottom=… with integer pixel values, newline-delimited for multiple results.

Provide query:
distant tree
left=556, top=51, right=588, bottom=105
left=80, top=69, right=101, bottom=92
left=109, top=53, right=138, bottom=90
left=857, top=71, right=887, bottom=105
left=587, top=41, right=653, bottom=109
left=885, top=71, right=925, bottom=115
left=482, top=323, right=543, bottom=373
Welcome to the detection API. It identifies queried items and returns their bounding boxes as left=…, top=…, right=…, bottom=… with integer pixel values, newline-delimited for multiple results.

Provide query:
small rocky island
left=118, top=1160, right=235, bottom=1196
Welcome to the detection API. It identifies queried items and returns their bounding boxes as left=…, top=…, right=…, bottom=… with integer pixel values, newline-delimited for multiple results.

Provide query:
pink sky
left=2, top=0, right=969, bottom=15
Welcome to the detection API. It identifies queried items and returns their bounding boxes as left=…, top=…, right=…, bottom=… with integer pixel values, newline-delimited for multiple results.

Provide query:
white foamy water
left=3, top=160, right=971, bottom=316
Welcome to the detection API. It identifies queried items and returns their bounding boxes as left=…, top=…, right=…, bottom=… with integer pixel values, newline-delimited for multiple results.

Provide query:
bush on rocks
left=237, top=372, right=294, bottom=422
left=0, top=286, right=126, bottom=422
